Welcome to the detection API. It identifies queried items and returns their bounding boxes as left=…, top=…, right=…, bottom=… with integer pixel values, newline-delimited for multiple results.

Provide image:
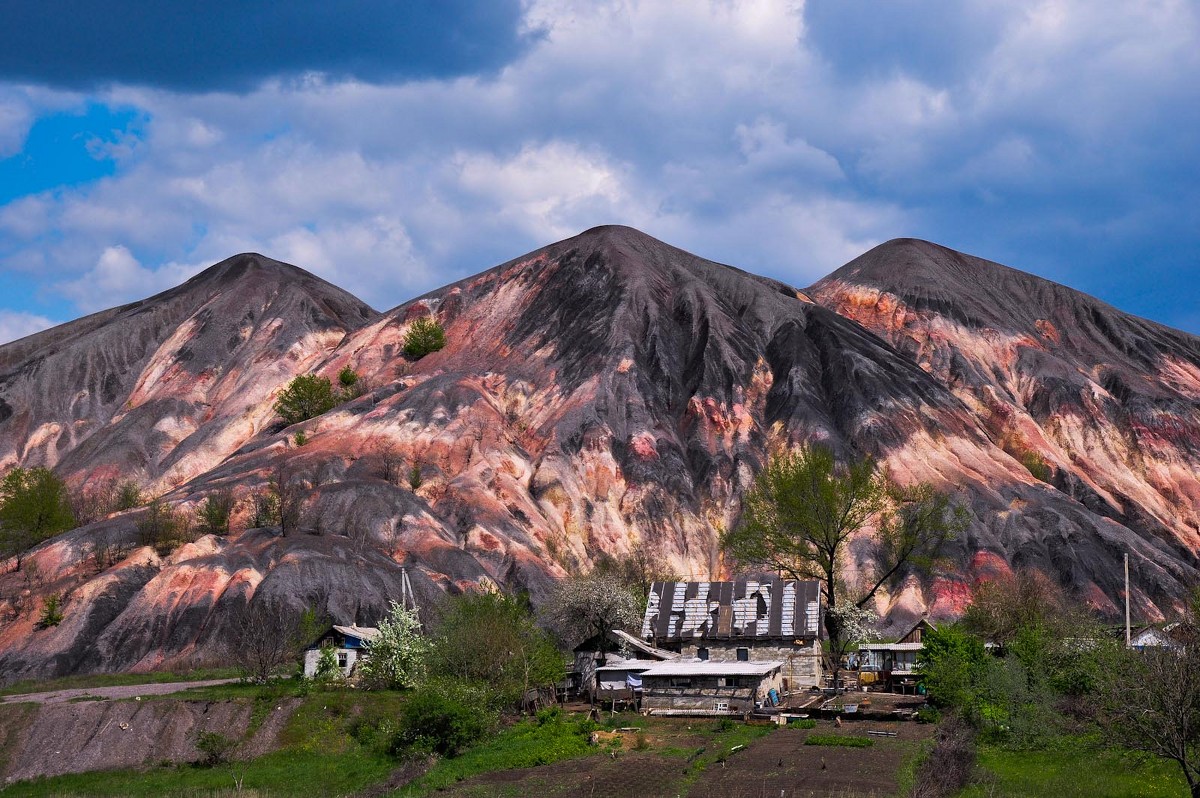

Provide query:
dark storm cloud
left=0, top=0, right=532, bottom=91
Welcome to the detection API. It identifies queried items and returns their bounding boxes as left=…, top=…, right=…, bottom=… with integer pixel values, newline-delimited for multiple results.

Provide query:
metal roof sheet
left=640, top=660, right=785, bottom=677
left=642, top=579, right=822, bottom=643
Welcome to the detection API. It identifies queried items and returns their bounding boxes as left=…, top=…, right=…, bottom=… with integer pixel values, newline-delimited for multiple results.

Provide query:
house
left=572, top=628, right=676, bottom=700
left=1130, top=622, right=1184, bottom=652
left=857, top=618, right=935, bottom=692
left=303, top=624, right=379, bottom=678
left=641, top=578, right=823, bottom=690
left=639, top=659, right=785, bottom=715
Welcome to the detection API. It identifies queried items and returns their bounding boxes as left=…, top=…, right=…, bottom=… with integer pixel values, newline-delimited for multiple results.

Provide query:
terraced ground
left=425, top=718, right=931, bottom=798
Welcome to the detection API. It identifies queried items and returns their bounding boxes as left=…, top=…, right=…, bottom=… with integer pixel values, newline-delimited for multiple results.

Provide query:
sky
left=0, top=0, right=1197, bottom=344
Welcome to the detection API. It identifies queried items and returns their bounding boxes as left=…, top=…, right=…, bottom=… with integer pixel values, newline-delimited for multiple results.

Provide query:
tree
left=0, top=467, right=76, bottom=571
left=266, top=460, right=306, bottom=536
left=543, top=575, right=641, bottom=658
left=37, top=593, right=64, bottom=627
left=358, top=600, right=427, bottom=689
left=136, top=499, right=192, bottom=556
left=592, top=543, right=678, bottom=614
left=720, top=445, right=967, bottom=683
left=196, top=488, right=236, bottom=536
left=273, top=374, right=337, bottom=426
left=226, top=599, right=305, bottom=683
left=402, top=316, right=446, bottom=359
left=1097, top=606, right=1200, bottom=796
left=430, top=591, right=564, bottom=709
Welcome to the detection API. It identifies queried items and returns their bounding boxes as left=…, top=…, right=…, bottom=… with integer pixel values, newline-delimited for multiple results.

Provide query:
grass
left=396, top=715, right=595, bottom=795
left=960, top=741, right=1188, bottom=797
left=0, top=667, right=240, bottom=697
left=805, top=734, right=874, bottom=748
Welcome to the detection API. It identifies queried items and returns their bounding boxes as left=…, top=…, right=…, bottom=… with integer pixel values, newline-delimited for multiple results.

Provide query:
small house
left=593, top=657, right=655, bottom=706
left=303, top=624, right=379, bottom=678
left=858, top=618, right=935, bottom=692
left=1130, top=622, right=1184, bottom=652
left=641, top=579, right=823, bottom=690
left=572, top=628, right=676, bottom=700
left=639, top=659, right=785, bottom=715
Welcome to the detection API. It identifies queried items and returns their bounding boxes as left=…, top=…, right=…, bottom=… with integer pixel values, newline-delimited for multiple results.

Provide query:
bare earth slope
left=0, top=228, right=1196, bottom=680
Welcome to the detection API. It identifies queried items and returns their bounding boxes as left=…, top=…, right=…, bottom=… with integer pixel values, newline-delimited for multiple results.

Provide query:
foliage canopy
left=402, top=316, right=446, bottom=359
left=0, top=466, right=76, bottom=570
left=273, top=374, right=338, bottom=426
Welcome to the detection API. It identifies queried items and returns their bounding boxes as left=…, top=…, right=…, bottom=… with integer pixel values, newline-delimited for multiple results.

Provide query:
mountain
left=810, top=239, right=1200, bottom=609
left=0, top=253, right=377, bottom=492
left=0, top=228, right=1196, bottom=680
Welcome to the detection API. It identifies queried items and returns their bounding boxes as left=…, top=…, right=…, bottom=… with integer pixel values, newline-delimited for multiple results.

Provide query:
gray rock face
left=0, top=228, right=1197, bottom=679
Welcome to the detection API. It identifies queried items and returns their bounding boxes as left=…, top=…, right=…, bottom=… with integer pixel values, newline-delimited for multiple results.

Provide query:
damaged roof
left=641, top=579, right=822, bottom=642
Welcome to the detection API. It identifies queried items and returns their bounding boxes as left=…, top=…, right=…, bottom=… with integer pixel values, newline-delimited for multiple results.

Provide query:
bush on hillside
left=402, top=317, right=446, bottom=359
left=274, top=374, right=338, bottom=426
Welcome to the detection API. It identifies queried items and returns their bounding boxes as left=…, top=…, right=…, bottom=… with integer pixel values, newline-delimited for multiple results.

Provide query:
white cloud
left=0, top=310, right=56, bottom=345
left=0, top=0, right=1196, bottom=324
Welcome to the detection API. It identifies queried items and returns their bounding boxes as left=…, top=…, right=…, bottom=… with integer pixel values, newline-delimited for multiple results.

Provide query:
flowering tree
left=358, top=601, right=426, bottom=689
left=544, top=575, right=641, bottom=659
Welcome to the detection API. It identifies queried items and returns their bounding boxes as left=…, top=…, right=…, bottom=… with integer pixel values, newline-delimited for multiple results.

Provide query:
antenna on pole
left=401, top=567, right=420, bottom=629
left=1124, top=553, right=1131, bottom=648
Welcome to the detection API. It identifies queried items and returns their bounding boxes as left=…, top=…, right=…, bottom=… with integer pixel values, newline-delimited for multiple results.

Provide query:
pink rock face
left=0, top=228, right=1196, bottom=680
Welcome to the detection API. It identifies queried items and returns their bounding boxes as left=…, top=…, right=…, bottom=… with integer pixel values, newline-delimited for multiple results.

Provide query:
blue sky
left=0, top=0, right=1197, bottom=343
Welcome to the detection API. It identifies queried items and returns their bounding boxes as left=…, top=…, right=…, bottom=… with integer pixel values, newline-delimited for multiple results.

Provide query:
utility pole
left=400, top=567, right=420, bottom=629
left=1124, top=553, right=1131, bottom=648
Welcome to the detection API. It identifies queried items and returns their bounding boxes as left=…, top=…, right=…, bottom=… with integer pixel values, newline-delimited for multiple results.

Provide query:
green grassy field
left=960, top=742, right=1188, bottom=798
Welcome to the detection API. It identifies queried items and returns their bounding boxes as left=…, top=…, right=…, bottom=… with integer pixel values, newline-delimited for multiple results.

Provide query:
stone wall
left=677, top=640, right=822, bottom=690
left=641, top=671, right=783, bottom=714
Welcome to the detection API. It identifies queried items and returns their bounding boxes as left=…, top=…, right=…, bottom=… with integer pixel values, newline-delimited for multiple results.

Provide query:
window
left=337, top=652, right=348, bottom=669
left=669, top=677, right=692, bottom=688
left=717, top=676, right=743, bottom=688
left=736, top=648, right=749, bottom=662
left=697, top=647, right=709, bottom=661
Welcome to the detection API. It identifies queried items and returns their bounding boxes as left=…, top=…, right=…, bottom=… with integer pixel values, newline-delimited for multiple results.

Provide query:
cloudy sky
left=0, top=0, right=1197, bottom=343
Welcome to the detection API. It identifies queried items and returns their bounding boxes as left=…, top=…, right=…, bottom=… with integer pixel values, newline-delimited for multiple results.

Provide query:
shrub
left=1018, top=450, right=1052, bottom=482
left=910, top=716, right=977, bottom=798
left=407, top=465, right=424, bottom=492
left=195, top=730, right=237, bottom=766
left=357, top=601, right=426, bottom=690
left=116, top=480, right=143, bottom=510
left=38, top=593, right=64, bottom=627
left=395, top=682, right=495, bottom=756
left=274, top=374, right=338, bottom=426
left=136, top=499, right=193, bottom=556
left=313, top=646, right=344, bottom=685
left=402, top=317, right=446, bottom=359
left=337, top=367, right=363, bottom=401
left=195, top=489, right=235, bottom=536
left=293, top=430, right=309, bottom=447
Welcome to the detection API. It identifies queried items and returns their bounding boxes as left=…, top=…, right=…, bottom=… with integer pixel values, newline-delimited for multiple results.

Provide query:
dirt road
left=0, top=678, right=240, bottom=704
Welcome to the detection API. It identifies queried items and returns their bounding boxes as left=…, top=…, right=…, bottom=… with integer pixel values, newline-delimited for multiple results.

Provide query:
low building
left=858, top=619, right=935, bottom=692
left=639, top=660, right=785, bottom=715
left=572, top=628, right=676, bottom=700
left=303, top=624, right=379, bottom=678
left=1130, top=622, right=1184, bottom=652
left=593, top=657, right=656, bottom=705
left=641, top=578, right=823, bottom=690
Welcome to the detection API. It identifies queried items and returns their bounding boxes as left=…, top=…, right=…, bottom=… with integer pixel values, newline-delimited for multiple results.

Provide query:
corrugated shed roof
left=860, top=642, right=923, bottom=652
left=641, top=579, right=822, bottom=642
left=610, top=629, right=677, bottom=660
left=640, top=660, right=785, bottom=677
left=595, top=658, right=657, bottom=673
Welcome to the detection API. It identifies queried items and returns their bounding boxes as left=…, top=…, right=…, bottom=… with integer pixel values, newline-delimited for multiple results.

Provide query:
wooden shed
left=639, top=659, right=785, bottom=716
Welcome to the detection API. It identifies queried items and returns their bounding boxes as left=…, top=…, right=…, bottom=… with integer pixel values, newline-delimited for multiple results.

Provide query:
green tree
left=0, top=467, right=76, bottom=571
left=430, top=591, right=564, bottom=709
left=920, top=624, right=988, bottom=712
left=402, top=317, right=446, bottom=359
left=358, top=601, right=427, bottom=689
left=720, top=445, right=967, bottom=680
left=195, top=488, right=236, bottom=536
left=37, top=593, right=64, bottom=627
left=273, top=374, right=337, bottom=426
left=336, top=366, right=363, bottom=401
